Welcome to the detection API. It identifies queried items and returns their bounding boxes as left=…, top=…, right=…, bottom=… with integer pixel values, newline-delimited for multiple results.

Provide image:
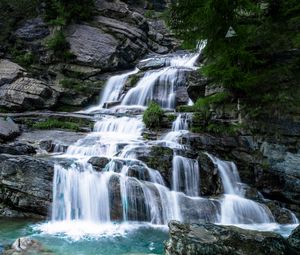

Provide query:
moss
left=166, top=114, right=177, bottom=122
left=143, top=102, right=164, bottom=129
left=60, top=78, right=94, bottom=94
left=31, top=118, right=80, bottom=131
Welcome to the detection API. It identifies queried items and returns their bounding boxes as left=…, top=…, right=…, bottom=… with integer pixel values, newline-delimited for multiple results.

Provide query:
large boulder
left=67, top=24, right=120, bottom=69
left=0, top=77, right=58, bottom=111
left=0, top=59, right=24, bottom=86
left=165, top=221, right=294, bottom=255
left=0, top=117, right=20, bottom=143
left=0, top=143, right=36, bottom=155
left=0, top=154, right=54, bottom=216
left=288, top=225, right=300, bottom=252
left=15, top=17, right=50, bottom=41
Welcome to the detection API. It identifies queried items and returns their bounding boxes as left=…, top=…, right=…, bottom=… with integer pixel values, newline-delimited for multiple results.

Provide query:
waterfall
left=84, top=68, right=138, bottom=113
left=207, top=154, right=275, bottom=224
left=44, top=45, right=298, bottom=239
left=172, top=156, right=199, bottom=197
left=121, top=54, right=199, bottom=109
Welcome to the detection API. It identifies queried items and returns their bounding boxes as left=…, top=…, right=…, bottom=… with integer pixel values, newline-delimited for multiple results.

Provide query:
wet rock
left=4, top=237, right=52, bottom=255
left=137, top=57, right=166, bottom=71
left=88, top=157, right=110, bottom=171
left=0, top=154, right=54, bottom=216
left=165, top=221, right=290, bottom=255
left=288, top=225, right=300, bottom=252
left=15, top=17, right=50, bottom=41
left=0, top=117, right=20, bottom=142
left=108, top=175, right=123, bottom=220
left=0, top=59, right=24, bottom=86
left=39, top=140, right=54, bottom=152
left=186, top=71, right=208, bottom=101
left=175, top=86, right=189, bottom=106
left=0, top=143, right=36, bottom=155
left=0, top=77, right=58, bottom=111
left=265, top=201, right=298, bottom=224
left=197, top=152, right=223, bottom=196
left=135, top=145, right=173, bottom=186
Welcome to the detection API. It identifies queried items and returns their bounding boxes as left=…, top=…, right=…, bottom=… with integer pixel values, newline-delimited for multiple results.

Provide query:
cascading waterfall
left=42, top=45, right=298, bottom=239
left=207, top=154, right=275, bottom=224
left=84, top=68, right=139, bottom=113
left=121, top=55, right=199, bottom=109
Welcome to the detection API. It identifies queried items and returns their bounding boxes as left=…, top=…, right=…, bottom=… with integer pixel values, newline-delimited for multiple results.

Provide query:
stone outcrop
left=0, top=117, right=20, bottom=143
left=14, top=17, right=50, bottom=41
left=0, top=77, right=58, bottom=111
left=165, top=221, right=298, bottom=255
left=0, top=154, right=54, bottom=216
left=0, top=59, right=24, bottom=86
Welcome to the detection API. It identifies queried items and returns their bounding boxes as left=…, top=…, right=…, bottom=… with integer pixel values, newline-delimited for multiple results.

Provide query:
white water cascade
left=41, top=46, right=298, bottom=239
left=207, top=154, right=275, bottom=224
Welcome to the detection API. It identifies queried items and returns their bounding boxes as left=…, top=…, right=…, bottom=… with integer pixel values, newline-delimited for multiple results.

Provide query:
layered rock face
left=0, top=0, right=177, bottom=112
left=165, top=221, right=300, bottom=255
left=0, top=154, right=53, bottom=216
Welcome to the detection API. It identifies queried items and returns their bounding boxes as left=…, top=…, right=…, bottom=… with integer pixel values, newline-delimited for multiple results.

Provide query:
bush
left=143, top=102, right=164, bottom=129
left=32, top=118, right=80, bottom=131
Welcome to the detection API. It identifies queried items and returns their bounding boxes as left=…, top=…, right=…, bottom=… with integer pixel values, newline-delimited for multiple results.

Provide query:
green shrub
left=143, top=102, right=164, bottom=129
left=32, top=118, right=80, bottom=131
left=46, top=30, right=68, bottom=52
left=60, top=78, right=93, bottom=94
left=15, top=52, right=34, bottom=66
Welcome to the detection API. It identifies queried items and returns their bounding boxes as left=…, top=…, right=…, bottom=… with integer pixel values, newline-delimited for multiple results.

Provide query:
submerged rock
left=165, top=221, right=295, bottom=255
left=4, top=236, right=52, bottom=255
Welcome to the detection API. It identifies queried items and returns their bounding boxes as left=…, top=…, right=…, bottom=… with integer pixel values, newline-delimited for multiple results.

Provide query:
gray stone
left=137, top=57, right=166, bottom=71
left=288, top=225, right=300, bottom=252
left=15, top=18, right=50, bottom=41
left=0, top=59, right=24, bottom=86
left=0, top=143, right=36, bottom=155
left=0, top=154, right=54, bottom=216
left=67, top=24, right=119, bottom=69
left=175, top=86, right=190, bottom=106
left=0, top=117, right=20, bottom=142
left=0, top=77, right=57, bottom=111
left=88, top=157, right=110, bottom=171
left=165, top=221, right=291, bottom=255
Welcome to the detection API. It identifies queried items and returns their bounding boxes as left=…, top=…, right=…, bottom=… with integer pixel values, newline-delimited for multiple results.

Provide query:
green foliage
left=44, top=0, right=95, bottom=25
left=60, top=78, right=93, bottom=94
left=143, top=102, right=164, bottom=129
left=0, top=0, right=39, bottom=43
left=169, top=0, right=300, bottom=112
left=15, top=52, right=35, bottom=66
left=32, top=118, right=80, bottom=131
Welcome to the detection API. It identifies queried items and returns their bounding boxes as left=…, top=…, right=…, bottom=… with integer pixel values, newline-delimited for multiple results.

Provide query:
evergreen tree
left=169, top=0, right=300, bottom=108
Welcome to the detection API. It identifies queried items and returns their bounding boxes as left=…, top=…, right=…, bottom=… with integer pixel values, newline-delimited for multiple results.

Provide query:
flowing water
left=1, top=45, right=298, bottom=254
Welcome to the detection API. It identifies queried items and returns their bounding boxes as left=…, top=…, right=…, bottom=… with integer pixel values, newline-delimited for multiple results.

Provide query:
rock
left=0, top=59, right=24, bottom=86
left=0, top=154, right=54, bottom=216
left=88, top=157, right=110, bottom=171
left=0, top=77, right=58, bottom=111
left=0, top=143, right=36, bottom=155
left=15, top=18, right=50, bottom=41
left=39, top=140, right=54, bottom=152
left=197, top=152, right=223, bottom=196
left=288, top=225, right=300, bottom=252
left=67, top=24, right=119, bottom=69
left=175, top=86, right=189, bottom=106
left=0, top=117, right=20, bottom=142
left=186, top=71, right=208, bottom=101
left=4, top=237, right=52, bottom=255
left=135, top=145, right=173, bottom=186
left=165, top=221, right=291, bottom=255
left=137, top=57, right=166, bottom=71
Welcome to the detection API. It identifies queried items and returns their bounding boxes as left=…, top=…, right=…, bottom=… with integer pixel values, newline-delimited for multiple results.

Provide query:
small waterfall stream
left=40, top=46, right=298, bottom=238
